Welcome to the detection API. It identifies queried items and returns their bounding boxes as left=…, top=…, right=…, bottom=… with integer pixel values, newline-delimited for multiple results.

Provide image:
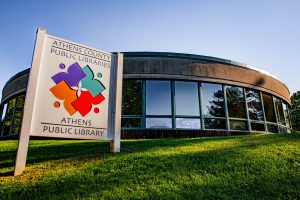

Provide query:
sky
left=0, top=0, right=299, bottom=100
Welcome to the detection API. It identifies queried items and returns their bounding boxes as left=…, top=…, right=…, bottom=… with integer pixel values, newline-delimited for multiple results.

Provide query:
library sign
left=13, top=28, right=123, bottom=176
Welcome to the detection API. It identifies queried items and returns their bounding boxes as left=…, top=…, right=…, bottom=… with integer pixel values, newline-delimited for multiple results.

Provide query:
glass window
left=13, top=95, right=25, bottom=126
left=204, top=118, right=226, bottom=129
left=225, top=86, right=246, bottom=119
left=176, top=118, right=200, bottom=129
left=282, top=103, right=291, bottom=128
left=1, top=103, right=7, bottom=120
left=274, top=97, right=285, bottom=125
left=146, top=80, right=171, bottom=115
left=202, top=83, right=225, bottom=117
left=230, top=120, right=248, bottom=131
left=11, top=125, right=21, bottom=135
left=246, top=89, right=264, bottom=121
left=3, top=98, right=16, bottom=136
left=146, top=118, right=172, bottom=129
left=251, top=122, right=265, bottom=132
left=122, top=80, right=142, bottom=115
left=279, top=126, right=287, bottom=133
left=175, top=81, right=199, bottom=116
left=267, top=123, right=278, bottom=133
left=121, top=118, right=141, bottom=128
left=262, top=94, right=276, bottom=123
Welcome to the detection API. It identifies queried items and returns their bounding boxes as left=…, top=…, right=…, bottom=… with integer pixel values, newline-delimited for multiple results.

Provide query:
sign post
left=14, top=28, right=122, bottom=176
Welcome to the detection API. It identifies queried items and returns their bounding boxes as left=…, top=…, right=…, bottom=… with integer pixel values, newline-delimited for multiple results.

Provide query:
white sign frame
left=14, top=28, right=123, bottom=176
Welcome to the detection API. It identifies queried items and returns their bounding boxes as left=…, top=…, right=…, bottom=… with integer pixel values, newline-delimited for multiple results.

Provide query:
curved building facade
left=0, top=52, right=292, bottom=139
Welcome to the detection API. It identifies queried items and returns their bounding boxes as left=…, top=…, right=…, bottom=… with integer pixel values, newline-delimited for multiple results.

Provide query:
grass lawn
left=0, top=133, right=300, bottom=199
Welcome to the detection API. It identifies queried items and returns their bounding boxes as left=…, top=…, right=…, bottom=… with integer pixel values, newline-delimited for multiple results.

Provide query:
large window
left=146, top=80, right=171, bottom=115
left=3, top=98, right=16, bottom=136
left=175, top=81, right=199, bottom=116
left=246, top=89, right=265, bottom=132
left=122, top=80, right=142, bottom=115
left=246, top=89, right=264, bottom=121
left=118, top=79, right=291, bottom=134
left=121, top=80, right=142, bottom=128
left=225, top=86, right=246, bottom=119
left=146, top=80, right=172, bottom=129
left=282, top=103, right=291, bottom=129
left=202, top=83, right=225, bottom=117
left=11, top=95, right=25, bottom=134
left=202, top=83, right=226, bottom=129
left=262, top=93, right=276, bottom=123
left=175, top=81, right=200, bottom=129
left=274, top=97, right=285, bottom=125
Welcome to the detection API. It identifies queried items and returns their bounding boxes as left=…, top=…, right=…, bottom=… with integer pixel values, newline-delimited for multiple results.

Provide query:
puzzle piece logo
left=50, top=62, right=106, bottom=117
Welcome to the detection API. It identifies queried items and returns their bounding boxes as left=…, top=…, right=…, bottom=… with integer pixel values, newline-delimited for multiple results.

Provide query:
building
left=0, top=52, right=292, bottom=139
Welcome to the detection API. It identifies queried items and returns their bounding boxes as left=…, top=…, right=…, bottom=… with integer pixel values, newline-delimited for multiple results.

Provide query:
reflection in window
left=11, top=126, right=21, bottom=135
left=230, top=120, right=248, bottom=131
left=246, top=89, right=264, bottom=121
left=13, top=95, right=25, bottom=126
left=282, top=103, right=291, bottom=128
left=267, top=123, right=278, bottom=133
left=121, top=118, right=141, bottom=128
left=146, top=118, right=172, bottom=129
left=175, top=81, right=199, bottom=116
left=274, top=98, right=285, bottom=125
left=251, top=122, right=265, bottom=132
left=1, top=103, right=7, bottom=120
left=225, top=86, right=246, bottom=119
left=3, top=98, right=16, bottom=136
left=262, top=94, right=276, bottom=123
left=204, top=118, right=226, bottom=129
left=146, top=81, right=171, bottom=115
left=176, top=118, right=200, bottom=129
left=122, top=80, right=142, bottom=115
left=202, top=83, right=225, bottom=117
left=279, top=126, right=287, bottom=133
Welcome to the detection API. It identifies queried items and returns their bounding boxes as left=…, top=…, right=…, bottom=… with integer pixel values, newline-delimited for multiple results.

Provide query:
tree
left=290, top=91, right=300, bottom=131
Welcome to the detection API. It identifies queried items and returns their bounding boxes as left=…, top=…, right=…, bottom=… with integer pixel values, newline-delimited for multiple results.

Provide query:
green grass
left=0, top=133, right=300, bottom=200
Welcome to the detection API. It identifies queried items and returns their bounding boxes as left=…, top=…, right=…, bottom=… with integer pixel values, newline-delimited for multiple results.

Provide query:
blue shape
left=81, top=65, right=105, bottom=97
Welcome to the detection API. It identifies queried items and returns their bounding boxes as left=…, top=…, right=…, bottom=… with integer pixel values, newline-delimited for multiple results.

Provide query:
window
left=246, top=89, right=264, bottom=121
left=121, top=80, right=142, bottom=128
left=175, top=81, right=199, bottom=116
left=282, top=103, right=291, bottom=129
left=267, top=123, right=278, bottom=133
left=202, top=83, right=225, bottom=117
left=204, top=118, right=226, bottom=129
left=121, top=118, right=141, bottom=128
left=1, top=103, right=7, bottom=121
left=146, top=118, right=172, bottom=129
left=262, top=94, right=276, bottom=123
left=251, top=122, right=265, bottom=132
left=225, top=86, right=246, bottom=119
left=274, top=97, right=285, bottom=125
left=3, top=98, right=16, bottom=136
left=230, top=120, right=248, bottom=131
left=176, top=118, right=200, bottom=129
left=146, top=80, right=171, bottom=115
left=122, top=80, right=142, bottom=115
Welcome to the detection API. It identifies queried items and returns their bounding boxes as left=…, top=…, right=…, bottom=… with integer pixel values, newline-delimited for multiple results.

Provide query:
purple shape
left=51, top=62, right=86, bottom=87
left=59, top=63, right=65, bottom=69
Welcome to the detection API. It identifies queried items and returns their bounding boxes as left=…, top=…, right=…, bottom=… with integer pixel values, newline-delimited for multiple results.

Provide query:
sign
left=32, top=32, right=112, bottom=140
left=13, top=28, right=123, bottom=176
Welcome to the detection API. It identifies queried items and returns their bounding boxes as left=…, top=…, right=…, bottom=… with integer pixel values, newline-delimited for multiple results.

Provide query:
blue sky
left=0, top=0, right=299, bottom=99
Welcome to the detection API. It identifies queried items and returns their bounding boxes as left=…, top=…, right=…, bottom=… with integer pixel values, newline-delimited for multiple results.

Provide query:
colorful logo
left=50, top=62, right=106, bottom=117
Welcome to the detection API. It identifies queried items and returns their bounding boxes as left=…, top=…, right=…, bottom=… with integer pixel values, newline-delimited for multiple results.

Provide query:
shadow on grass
left=1, top=133, right=298, bottom=176
left=0, top=133, right=299, bottom=199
